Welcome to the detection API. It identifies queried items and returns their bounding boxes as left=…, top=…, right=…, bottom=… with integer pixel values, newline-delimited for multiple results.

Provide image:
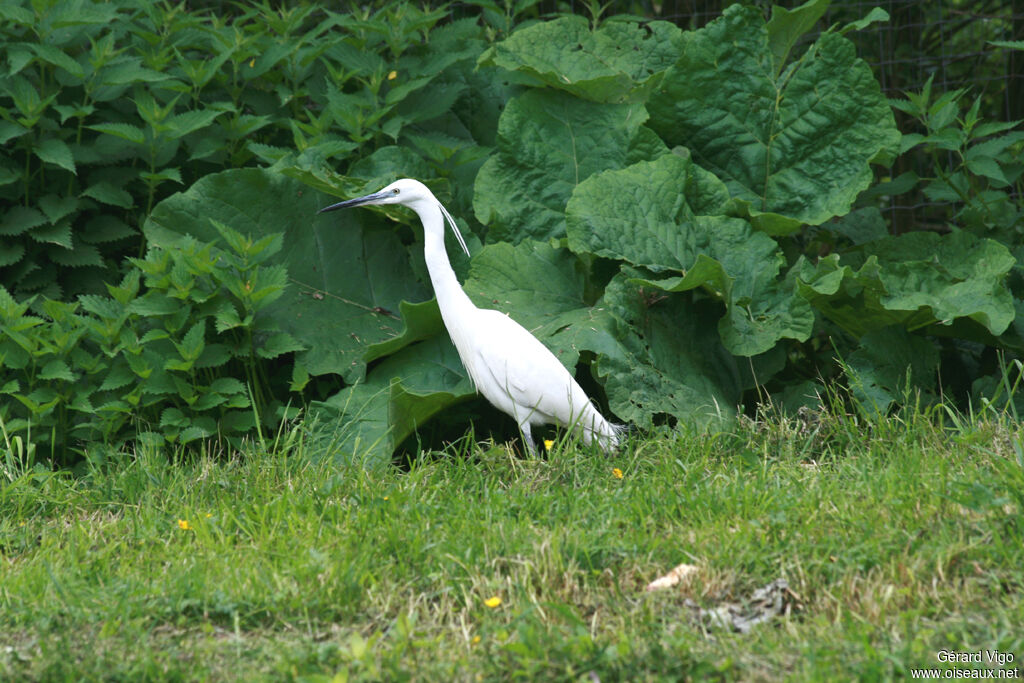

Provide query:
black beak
left=318, top=190, right=389, bottom=214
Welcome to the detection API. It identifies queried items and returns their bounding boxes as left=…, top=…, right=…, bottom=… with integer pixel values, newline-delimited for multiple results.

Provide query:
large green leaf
left=462, top=240, right=619, bottom=369
left=647, top=5, right=900, bottom=234
left=311, top=334, right=474, bottom=467
left=363, top=299, right=445, bottom=364
left=594, top=270, right=741, bottom=428
left=797, top=230, right=1016, bottom=338
left=479, top=16, right=682, bottom=103
left=566, top=154, right=813, bottom=356
left=845, top=327, right=939, bottom=414
left=566, top=153, right=734, bottom=271
left=144, top=168, right=432, bottom=381
left=473, top=89, right=654, bottom=244
left=766, top=0, right=830, bottom=74
left=307, top=382, right=391, bottom=468
left=445, top=54, right=523, bottom=148
left=714, top=262, right=815, bottom=358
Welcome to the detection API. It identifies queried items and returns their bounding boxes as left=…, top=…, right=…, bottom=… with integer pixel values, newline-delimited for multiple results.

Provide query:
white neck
left=416, top=203, right=476, bottom=322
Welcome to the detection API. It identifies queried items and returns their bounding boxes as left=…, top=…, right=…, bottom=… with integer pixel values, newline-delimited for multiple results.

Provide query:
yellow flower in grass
left=612, top=468, right=624, bottom=479
left=471, top=635, right=482, bottom=645
left=483, top=596, right=502, bottom=608
left=387, top=70, right=397, bottom=80
left=543, top=439, right=554, bottom=452
left=177, top=519, right=192, bottom=530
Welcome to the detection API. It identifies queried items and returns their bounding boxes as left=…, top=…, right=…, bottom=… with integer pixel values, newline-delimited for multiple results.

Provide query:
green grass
left=1, top=406, right=1022, bottom=681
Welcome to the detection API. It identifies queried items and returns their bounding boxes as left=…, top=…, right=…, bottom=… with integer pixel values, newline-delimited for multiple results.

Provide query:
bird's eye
left=393, top=188, right=400, bottom=195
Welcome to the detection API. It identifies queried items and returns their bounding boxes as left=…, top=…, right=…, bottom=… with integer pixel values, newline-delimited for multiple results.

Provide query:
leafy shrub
left=466, top=3, right=902, bottom=428
left=0, top=0, right=493, bottom=299
left=803, top=69, right=1024, bottom=413
left=306, top=1, right=1017, bottom=457
left=0, top=220, right=294, bottom=462
left=891, top=76, right=1024, bottom=246
left=2, top=0, right=1022, bottom=466
left=0, top=0, right=508, bottom=462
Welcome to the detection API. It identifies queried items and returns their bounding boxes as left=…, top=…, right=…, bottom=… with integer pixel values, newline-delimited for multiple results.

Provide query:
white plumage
left=320, top=178, right=621, bottom=454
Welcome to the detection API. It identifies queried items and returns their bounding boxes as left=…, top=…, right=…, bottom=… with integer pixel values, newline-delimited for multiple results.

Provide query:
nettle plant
left=0, top=220, right=297, bottom=463
left=1, top=1, right=227, bottom=299
left=889, top=75, right=1024, bottom=246
left=0, top=0, right=495, bottom=300
left=0, top=0, right=515, bottom=460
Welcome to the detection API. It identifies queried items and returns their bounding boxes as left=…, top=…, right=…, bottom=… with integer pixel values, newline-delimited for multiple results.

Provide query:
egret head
left=318, top=178, right=430, bottom=211
left=318, top=178, right=471, bottom=257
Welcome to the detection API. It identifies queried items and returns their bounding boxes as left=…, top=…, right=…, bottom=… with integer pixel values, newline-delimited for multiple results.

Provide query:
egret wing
left=469, top=309, right=589, bottom=425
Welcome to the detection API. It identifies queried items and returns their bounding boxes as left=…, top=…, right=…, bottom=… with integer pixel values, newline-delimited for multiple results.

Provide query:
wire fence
left=662, top=0, right=1021, bottom=118
left=819, top=0, right=1022, bottom=230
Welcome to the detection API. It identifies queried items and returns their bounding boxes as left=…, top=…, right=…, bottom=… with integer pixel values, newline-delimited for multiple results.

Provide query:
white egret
left=319, top=179, right=622, bottom=454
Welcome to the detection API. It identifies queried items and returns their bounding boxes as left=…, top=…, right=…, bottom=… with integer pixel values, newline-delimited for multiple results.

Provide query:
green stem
left=245, top=325, right=263, bottom=412
left=929, top=148, right=972, bottom=206
left=23, top=143, right=31, bottom=207
left=68, top=96, right=91, bottom=196
left=146, top=146, right=157, bottom=216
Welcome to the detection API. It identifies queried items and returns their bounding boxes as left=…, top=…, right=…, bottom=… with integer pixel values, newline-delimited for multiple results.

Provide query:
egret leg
left=509, top=403, right=538, bottom=455
left=519, top=421, right=537, bottom=455
left=509, top=413, right=536, bottom=456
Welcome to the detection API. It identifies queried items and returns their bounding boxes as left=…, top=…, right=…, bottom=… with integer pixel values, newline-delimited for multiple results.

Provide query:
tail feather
left=579, top=402, right=625, bottom=454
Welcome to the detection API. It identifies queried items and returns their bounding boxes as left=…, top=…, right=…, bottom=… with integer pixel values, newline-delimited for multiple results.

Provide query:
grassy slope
left=1, top=409, right=1022, bottom=681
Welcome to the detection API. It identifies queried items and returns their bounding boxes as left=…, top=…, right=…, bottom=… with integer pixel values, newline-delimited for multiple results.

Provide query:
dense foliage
left=1, top=0, right=1022, bottom=466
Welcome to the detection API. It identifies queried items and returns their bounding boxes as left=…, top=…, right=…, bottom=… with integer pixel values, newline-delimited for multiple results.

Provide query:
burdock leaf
left=473, top=89, right=651, bottom=244
left=566, top=154, right=736, bottom=273
left=567, top=155, right=813, bottom=356
left=363, top=299, right=445, bottom=363
left=648, top=5, right=900, bottom=234
left=797, top=231, right=1015, bottom=337
left=846, top=327, right=939, bottom=414
left=480, top=15, right=682, bottom=103
left=310, top=334, right=474, bottom=467
left=594, top=270, right=741, bottom=428
left=719, top=276, right=816, bottom=357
